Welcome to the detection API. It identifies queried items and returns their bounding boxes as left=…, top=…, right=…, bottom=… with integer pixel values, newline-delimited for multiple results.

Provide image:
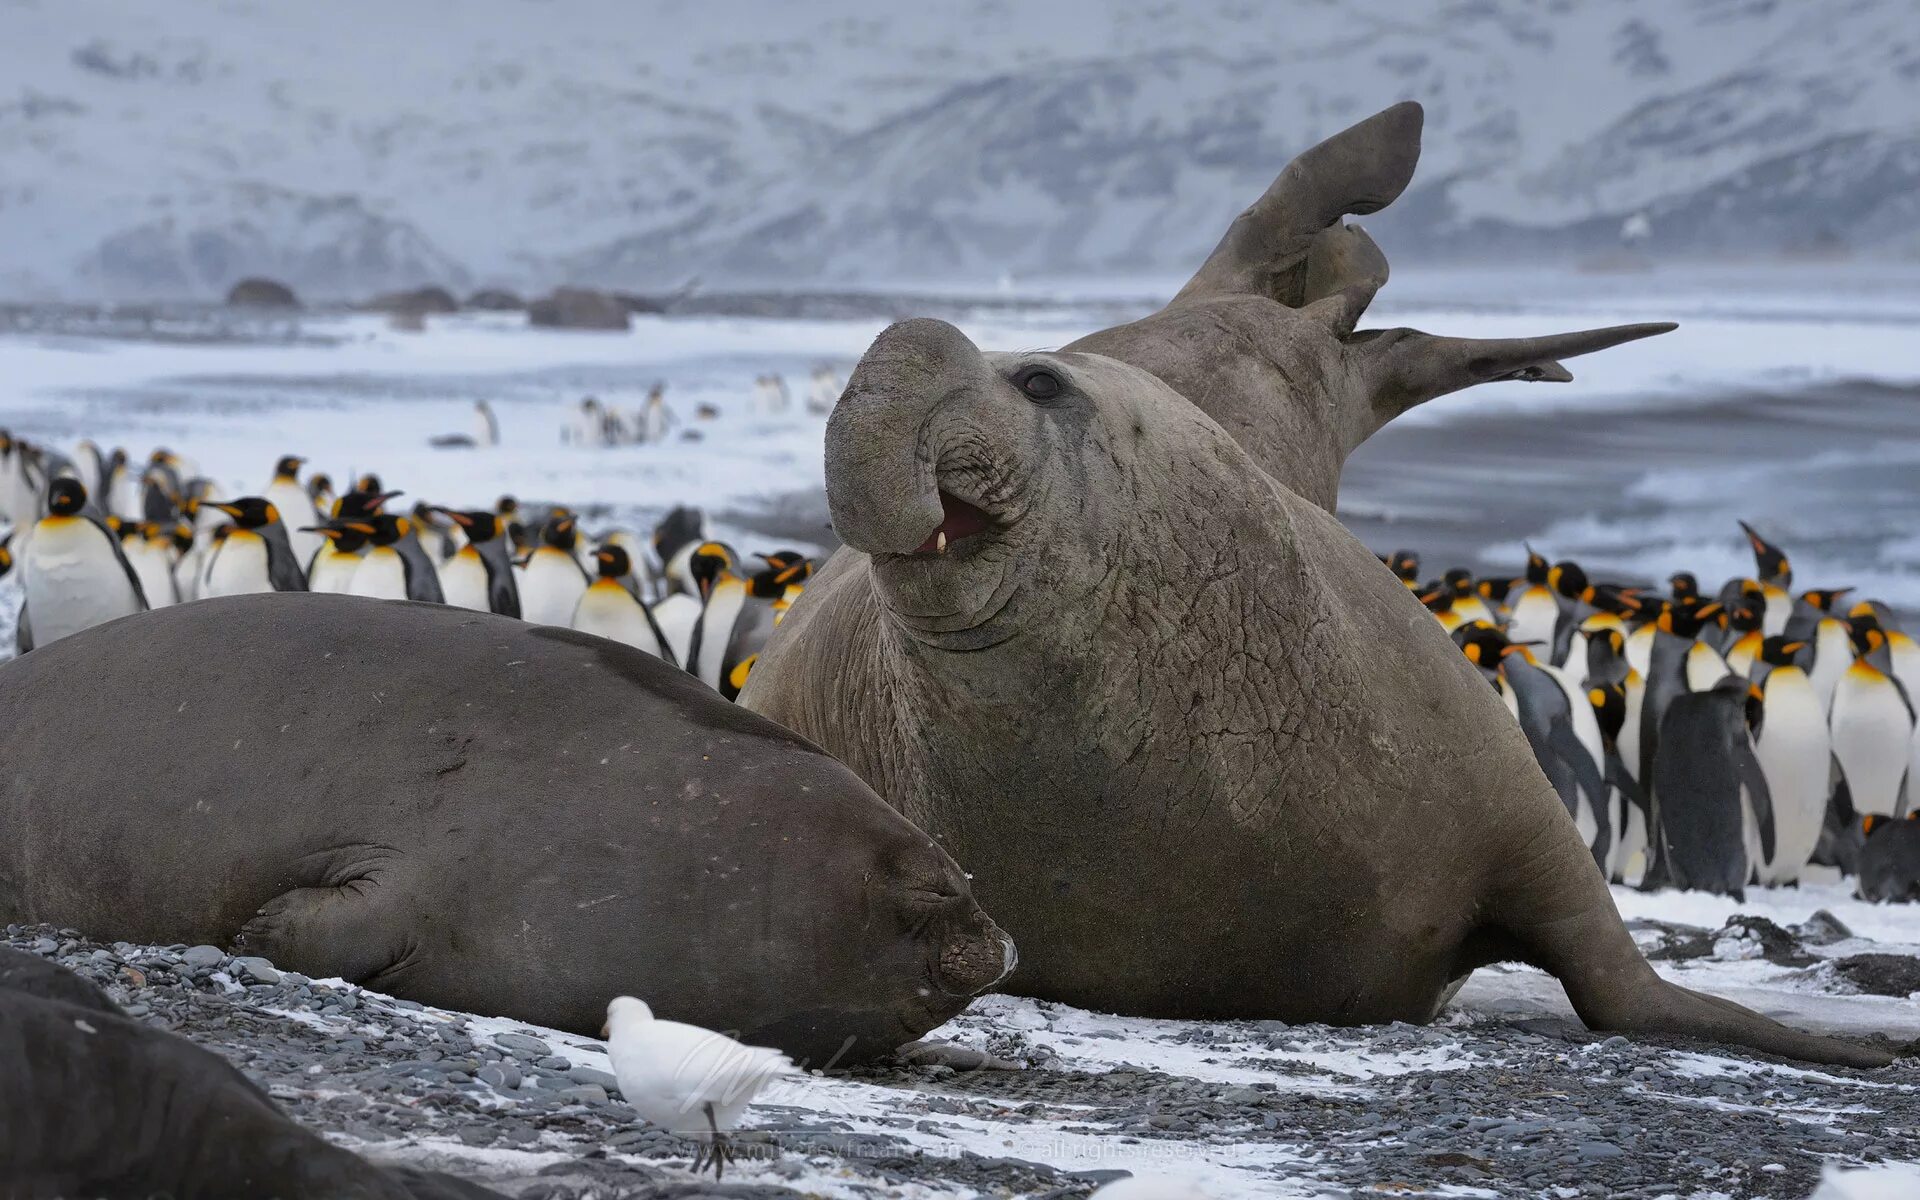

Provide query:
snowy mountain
left=2, top=0, right=1916, bottom=299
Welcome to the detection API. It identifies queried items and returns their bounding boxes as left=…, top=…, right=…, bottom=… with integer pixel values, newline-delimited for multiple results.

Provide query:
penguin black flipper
left=88, top=514, right=150, bottom=611
left=1547, top=716, right=1610, bottom=869
left=262, top=526, right=309, bottom=592
left=396, top=533, right=446, bottom=604
left=15, top=598, right=33, bottom=654
left=1606, top=749, right=1648, bottom=819
left=641, top=602, right=678, bottom=669
left=1738, top=740, right=1776, bottom=866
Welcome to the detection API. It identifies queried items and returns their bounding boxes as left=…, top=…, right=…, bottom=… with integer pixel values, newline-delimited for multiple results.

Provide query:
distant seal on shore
left=0, top=947, right=498, bottom=1199
left=742, top=103, right=1892, bottom=1067
left=0, top=595, right=1014, bottom=1063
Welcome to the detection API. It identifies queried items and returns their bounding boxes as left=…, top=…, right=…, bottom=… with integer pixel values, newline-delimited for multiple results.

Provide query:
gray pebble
left=492, top=1032, right=550, bottom=1055
left=230, top=956, right=280, bottom=985
left=558, top=1084, right=609, bottom=1105
left=181, top=945, right=224, bottom=968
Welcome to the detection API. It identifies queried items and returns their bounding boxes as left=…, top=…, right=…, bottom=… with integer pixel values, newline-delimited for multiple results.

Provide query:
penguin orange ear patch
left=1863, top=815, right=1881, bottom=836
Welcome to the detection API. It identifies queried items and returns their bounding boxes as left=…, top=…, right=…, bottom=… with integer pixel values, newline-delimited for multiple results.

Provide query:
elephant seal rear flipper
left=1490, top=808, right=1895, bottom=1068
left=235, top=845, right=423, bottom=989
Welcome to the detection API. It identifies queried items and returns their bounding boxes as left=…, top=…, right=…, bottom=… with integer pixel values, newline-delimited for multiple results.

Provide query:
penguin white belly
left=1830, top=665, right=1916, bottom=817
left=308, top=548, right=363, bottom=595
left=1507, top=589, right=1558, bottom=652
left=520, top=552, right=587, bottom=626
left=1761, top=585, right=1792, bottom=637
left=1608, top=800, right=1648, bottom=885
left=108, top=476, right=141, bottom=521
left=572, top=582, right=666, bottom=656
left=1752, top=671, right=1832, bottom=885
left=1626, top=625, right=1654, bottom=679
left=127, top=541, right=177, bottom=608
left=267, top=483, right=322, bottom=566
left=437, top=550, right=491, bottom=612
left=1684, top=641, right=1731, bottom=691
left=1619, top=673, right=1645, bottom=784
left=652, top=593, right=699, bottom=666
left=348, top=549, right=409, bottom=600
left=201, top=534, right=273, bottom=598
left=1808, top=621, right=1851, bottom=711
left=173, top=544, right=203, bottom=602
left=1542, top=662, right=1609, bottom=853
left=22, top=520, right=144, bottom=642
left=693, top=580, right=748, bottom=689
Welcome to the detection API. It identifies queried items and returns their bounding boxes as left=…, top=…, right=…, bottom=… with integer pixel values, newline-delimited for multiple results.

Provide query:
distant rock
left=225, top=277, right=300, bottom=309
left=366, top=285, right=459, bottom=315
left=465, top=288, right=526, bottom=311
left=527, top=287, right=630, bottom=332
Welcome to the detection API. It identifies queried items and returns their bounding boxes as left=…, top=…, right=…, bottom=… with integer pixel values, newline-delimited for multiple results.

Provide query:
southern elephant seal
left=741, top=104, right=1893, bottom=1067
left=0, top=595, right=1014, bottom=1063
left=1, top=947, right=499, bottom=1199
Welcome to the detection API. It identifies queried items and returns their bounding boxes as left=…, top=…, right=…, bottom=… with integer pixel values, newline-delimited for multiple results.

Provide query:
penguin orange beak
left=342, top=521, right=376, bottom=535
left=368, top=491, right=404, bottom=511
left=210, top=502, right=244, bottom=518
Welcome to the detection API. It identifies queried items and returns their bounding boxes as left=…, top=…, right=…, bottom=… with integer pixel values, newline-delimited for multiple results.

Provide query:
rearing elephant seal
left=742, top=103, right=1892, bottom=1067
left=0, top=595, right=1014, bottom=1063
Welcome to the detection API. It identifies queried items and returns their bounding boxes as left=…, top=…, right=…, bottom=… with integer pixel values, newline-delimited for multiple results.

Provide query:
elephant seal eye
left=1017, top=368, right=1061, bottom=401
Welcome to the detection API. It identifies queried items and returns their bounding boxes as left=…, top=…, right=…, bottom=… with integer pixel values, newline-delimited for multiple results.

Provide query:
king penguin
left=346, top=513, right=440, bottom=602
left=304, top=520, right=372, bottom=595
left=201, top=498, right=308, bottom=596
left=1651, top=675, right=1773, bottom=900
left=518, top=513, right=591, bottom=626
left=571, top=544, right=675, bottom=662
left=1501, top=639, right=1612, bottom=870
left=1736, top=520, right=1794, bottom=636
left=653, top=505, right=710, bottom=597
left=16, top=477, right=148, bottom=652
left=123, top=521, right=180, bottom=608
left=432, top=508, right=519, bottom=616
left=264, top=455, right=324, bottom=568
left=686, top=541, right=752, bottom=691
left=1829, top=625, right=1915, bottom=819
left=1441, top=568, right=1495, bottom=626
left=1749, top=637, right=1830, bottom=885
left=1505, top=547, right=1558, bottom=650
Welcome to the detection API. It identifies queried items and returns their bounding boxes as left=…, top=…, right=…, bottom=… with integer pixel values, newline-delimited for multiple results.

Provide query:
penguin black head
left=1850, top=624, right=1887, bottom=659
left=356, top=473, right=383, bottom=494
left=755, top=551, right=813, bottom=590
left=497, top=495, right=520, bottom=517
left=46, top=477, right=88, bottom=516
left=1387, top=550, right=1420, bottom=584
left=1417, top=587, right=1454, bottom=615
left=1548, top=560, right=1593, bottom=604
left=438, top=508, right=503, bottom=543
left=364, top=514, right=408, bottom=547
left=273, top=455, right=305, bottom=481
left=1523, top=546, right=1549, bottom=586
left=1725, top=601, right=1764, bottom=635
left=171, top=521, right=195, bottom=555
left=1451, top=620, right=1518, bottom=675
left=107, top=447, right=128, bottom=472
left=1441, top=568, right=1476, bottom=598
left=594, top=544, right=632, bottom=579
left=1759, top=636, right=1808, bottom=669
left=689, top=541, right=738, bottom=600
left=306, top=519, right=373, bottom=554
left=1657, top=600, right=1722, bottom=640
left=1744, top=681, right=1766, bottom=733
left=209, top=497, right=281, bottom=529
left=1737, top=520, right=1791, bottom=586
left=336, top=488, right=400, bottom=520
left=540, top=515, right=579, bottom=551
left=1802, top=587, right=1853, bottom=613
left=1667, top=572, right=1699, bottom=602
left=307, top=473, right=335, bottom=501
left=1861, top=814, right=1919, bottom=839
left=1588, top=683, right=1626, bottom=746
left=1589, top=584, right=1646, bottom=619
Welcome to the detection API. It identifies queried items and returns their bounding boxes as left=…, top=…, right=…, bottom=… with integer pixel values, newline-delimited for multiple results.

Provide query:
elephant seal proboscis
left=0, top=946, right=500, bottom=1199
left=0, top=595, right=1014, bottom=1063
left=741, top=102, right=1894, bottom=1067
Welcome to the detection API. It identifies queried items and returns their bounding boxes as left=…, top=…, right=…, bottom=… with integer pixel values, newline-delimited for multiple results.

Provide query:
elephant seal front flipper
left=235, top=845, right=422, bottom=989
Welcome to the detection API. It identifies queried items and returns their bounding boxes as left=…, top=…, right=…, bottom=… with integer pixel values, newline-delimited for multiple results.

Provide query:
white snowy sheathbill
left=602, top=995, right=792, bottom=1179
left=16, top=477, right=148, bottom=652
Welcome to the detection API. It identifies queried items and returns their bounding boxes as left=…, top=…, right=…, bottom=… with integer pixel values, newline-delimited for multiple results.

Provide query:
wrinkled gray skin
left=0, top=595, right=1013, bottom=1064
left=743, top=102, right=1894, bottom=1067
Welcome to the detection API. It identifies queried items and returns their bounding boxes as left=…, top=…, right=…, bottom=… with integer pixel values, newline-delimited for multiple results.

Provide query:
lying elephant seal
left=0, top=595, right=1014, bottom=1063
left=742, top=104, right=1891, bottom=1067
left=1, top=947, right=498, bottom=1199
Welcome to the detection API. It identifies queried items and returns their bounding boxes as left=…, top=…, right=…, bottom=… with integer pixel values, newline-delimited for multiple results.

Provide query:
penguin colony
left=561, top=366, right=839, bottom=448
left=1391, top=525, right=1920, bottom=903
left=0, top=432, right=809, bottom=701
